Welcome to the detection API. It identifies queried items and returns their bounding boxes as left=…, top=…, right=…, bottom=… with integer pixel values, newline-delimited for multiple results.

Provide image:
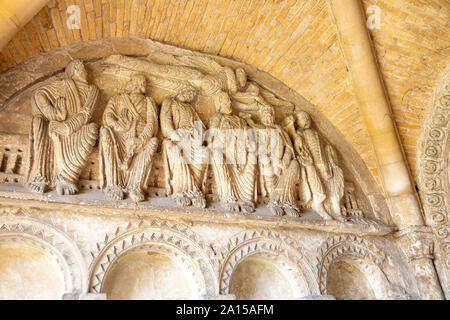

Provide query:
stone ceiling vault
left=0, top=0, right=449, bottom=191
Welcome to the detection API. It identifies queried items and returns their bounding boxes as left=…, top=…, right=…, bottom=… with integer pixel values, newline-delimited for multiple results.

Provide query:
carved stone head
left=126, top=74, right=147, bottom=94
left=65, top=59, right=87, bottom=82
left=236, top=67, right=247, bottom=90
left=176, top=86, right=197, bottom=103
left=295, top=111, right=312, bottom=129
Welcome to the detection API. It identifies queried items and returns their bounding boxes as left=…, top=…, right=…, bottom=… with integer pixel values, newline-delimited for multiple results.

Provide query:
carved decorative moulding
left=0, top=38, right=388, bottom=229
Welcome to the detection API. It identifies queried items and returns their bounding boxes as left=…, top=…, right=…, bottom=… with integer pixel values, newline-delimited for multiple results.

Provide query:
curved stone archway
left=88, top=221, right=218, bottom=298
left=418, top=65, right=450, bottom=297
left=0, top=38, right=388, bottom=223
left=101, top=248, right=199, bottom=300
left=0, top=242, right=66, bottom=299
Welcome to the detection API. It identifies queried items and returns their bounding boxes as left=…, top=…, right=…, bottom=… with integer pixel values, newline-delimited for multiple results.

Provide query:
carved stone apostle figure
left=161, top=86, right=207, bottom=208
left=285, top=111, right=345, bottom=221
left=99, top=74, right=159, bottom=202
left=26, top=59, right=99, bottom=195
left=208, top=92, right=257, bottom=214
left=241, top=106, right=301, bottom=217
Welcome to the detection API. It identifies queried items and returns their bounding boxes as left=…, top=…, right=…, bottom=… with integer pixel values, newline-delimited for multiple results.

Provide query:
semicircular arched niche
left=0, top=211, right=89, bottom=298
left=0, top=37, right=389, bottom=223
left=229, top=256, right=296, bottom=300
left=316, top=235, right=395, bottom=300
left=88, top=223, right=218, bottom=299
left=101, top=250, right=197, bottom=300
left=219, top=230, right=319, bottom=298
left=0, top=243, right=65, bottom=300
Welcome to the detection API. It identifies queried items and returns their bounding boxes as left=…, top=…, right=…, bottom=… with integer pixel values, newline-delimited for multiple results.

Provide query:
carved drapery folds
left=19, top=54, right=367, bottom=222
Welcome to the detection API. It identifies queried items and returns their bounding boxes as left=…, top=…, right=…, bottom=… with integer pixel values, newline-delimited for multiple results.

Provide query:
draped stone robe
left=208, top=112, right=257, bottom=208
left=161, top=97, right=207, bottom=200
left=99, top=93, right=158, bottom=192
left=26, top=79, right=99, bottom=190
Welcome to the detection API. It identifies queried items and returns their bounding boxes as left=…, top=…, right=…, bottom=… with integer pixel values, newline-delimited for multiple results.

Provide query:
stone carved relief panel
left=0, top=44, right=383, bottom=225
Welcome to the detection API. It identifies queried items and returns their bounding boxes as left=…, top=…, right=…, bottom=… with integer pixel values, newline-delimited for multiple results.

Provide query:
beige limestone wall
left=0, top=199, right=420, bottom=300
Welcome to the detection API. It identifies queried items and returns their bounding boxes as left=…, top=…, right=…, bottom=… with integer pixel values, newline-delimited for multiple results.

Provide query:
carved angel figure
left=208, top=92, right=257, bottom=214
left=242, top=106, right=301, bottom=217
left=161, top=86, right=208, bottom=208
left=99, top=74, right=159, bottom=202
left=26, top=59, right=99, bottom=195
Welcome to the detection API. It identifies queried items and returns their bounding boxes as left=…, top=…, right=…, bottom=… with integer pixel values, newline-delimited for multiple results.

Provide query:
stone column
left=327, top=0, right=444, bottom=299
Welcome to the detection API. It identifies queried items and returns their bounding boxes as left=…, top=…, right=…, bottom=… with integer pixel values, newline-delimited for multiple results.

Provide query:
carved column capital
left=396, top=226, right=435, bottom=261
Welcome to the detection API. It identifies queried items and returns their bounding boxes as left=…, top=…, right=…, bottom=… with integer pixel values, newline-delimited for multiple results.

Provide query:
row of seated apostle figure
left=26, top=59, right=345, bottom=221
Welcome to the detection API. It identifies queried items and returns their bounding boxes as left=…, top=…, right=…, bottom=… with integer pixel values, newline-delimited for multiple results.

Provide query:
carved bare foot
left=269, top=205, right=285, bottom=217
left=175, top=196, right=191, bottom=207
left=28, top=181, right=48, bottom=194
left=129, top=190, right=145, bottom=202
left=192, top=196, right=206, bottom=208
left=105, top=186, right=125, bottom=201
left=285, top=208, right=301, bottom=218
left=224, top=203, right=240, bottom=213
left=56, top=182, right=78, bottom=196
left=240, top=205, right=255, bottom=214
